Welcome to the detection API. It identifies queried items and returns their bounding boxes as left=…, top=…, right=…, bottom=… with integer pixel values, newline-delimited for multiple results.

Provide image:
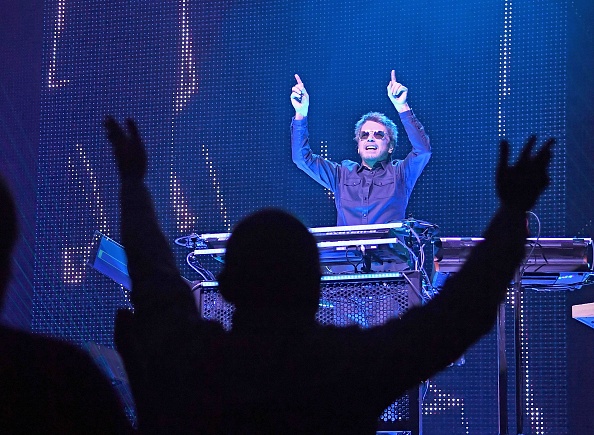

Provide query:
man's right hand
left=496, top=136, right=554, bottom=212
left=104, top=116, right=147, bottom=180
left=290, top=74, right=309, bottom=120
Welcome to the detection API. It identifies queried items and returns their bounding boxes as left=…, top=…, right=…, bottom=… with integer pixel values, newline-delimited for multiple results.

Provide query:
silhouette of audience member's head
left=0, top=177, right=135, bottom=434
left=217, top=208, right=321, bottom=321
left=0, top=177, right=17, bottom=297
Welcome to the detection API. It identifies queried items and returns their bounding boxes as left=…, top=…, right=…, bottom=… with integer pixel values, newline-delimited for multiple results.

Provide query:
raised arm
left=104, top=117, right=198, bottom=322
left=105, top=117, right=206, bottom=431
left=387, top=70, right=431, bottom=186
left=290, top=74, right=340, bottom=191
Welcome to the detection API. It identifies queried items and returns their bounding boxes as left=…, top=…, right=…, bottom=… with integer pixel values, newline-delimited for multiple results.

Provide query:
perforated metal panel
left=316, top=279, right=418, bottom=329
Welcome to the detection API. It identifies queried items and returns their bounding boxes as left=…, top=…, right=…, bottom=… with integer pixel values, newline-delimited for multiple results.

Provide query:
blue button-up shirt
left=291, top=110, right=431, bottom=226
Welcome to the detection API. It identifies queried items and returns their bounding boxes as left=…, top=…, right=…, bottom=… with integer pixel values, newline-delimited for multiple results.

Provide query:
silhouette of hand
left=104, top=116, right=147, bottom=180
left=496, top=136, right=554, bottom=211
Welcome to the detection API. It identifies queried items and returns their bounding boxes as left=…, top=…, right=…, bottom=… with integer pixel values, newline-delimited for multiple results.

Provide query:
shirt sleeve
left=291, top=116, right=340, bottom=192
left=397, top=110, right=432, bottom=191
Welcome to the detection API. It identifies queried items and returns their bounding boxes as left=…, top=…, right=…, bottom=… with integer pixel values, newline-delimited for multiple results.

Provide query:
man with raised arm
left=106, top=114, right=552, bottom=434
left=291, top=70, right=431, bottom=225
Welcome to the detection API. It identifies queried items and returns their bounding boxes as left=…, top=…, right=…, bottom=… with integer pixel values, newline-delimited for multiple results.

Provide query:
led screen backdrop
left=33, top=0, right=571, bottom=432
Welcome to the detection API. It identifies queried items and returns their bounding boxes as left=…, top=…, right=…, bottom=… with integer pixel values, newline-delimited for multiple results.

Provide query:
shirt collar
left=357, top=159, right=389, bottom=173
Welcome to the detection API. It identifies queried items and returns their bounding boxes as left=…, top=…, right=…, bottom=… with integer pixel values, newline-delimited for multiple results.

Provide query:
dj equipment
left=174, top=222, right=438, bottom=434
left=198, top=271, right=424, bottom=434
left=432, top=236, right=593, bottom=434
left=433, top=237, right=594, bottom=290
left=176, top=219, right=438, bottom=275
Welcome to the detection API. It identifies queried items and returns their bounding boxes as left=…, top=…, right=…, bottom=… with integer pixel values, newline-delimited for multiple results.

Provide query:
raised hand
left=496, top=136, right=554, bottom=212
left=104, top=116, right=147, bottom=180
left=290, top=74, right=309, bottom=119
left=387, top=70, right=409, bottom=112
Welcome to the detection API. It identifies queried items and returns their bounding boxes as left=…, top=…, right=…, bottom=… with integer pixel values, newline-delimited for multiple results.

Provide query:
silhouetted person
left=106, top=116, right=552, bottom=434
left=0, top=176, right=133, bottom=434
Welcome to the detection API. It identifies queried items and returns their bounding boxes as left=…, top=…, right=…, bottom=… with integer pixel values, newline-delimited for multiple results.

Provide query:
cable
left=408, top=226, right=425, bottom=268
left=345, top=245, right=363, bottom=273
left=404, top=224, right=437, bottom=301
left=186, top=252, right=215, bottom=281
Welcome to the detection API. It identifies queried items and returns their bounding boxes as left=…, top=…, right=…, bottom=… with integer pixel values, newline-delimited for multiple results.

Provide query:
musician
left=291, top=70, right=431, bottom=226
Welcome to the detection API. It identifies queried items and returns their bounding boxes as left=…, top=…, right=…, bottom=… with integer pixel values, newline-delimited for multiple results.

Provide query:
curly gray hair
left=353, top=112, right=398, bottom=150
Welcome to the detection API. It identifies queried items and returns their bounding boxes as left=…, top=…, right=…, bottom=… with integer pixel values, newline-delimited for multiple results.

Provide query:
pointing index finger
left=295, top=74, right=303, bottom=85
left=391, top=70, right=396, bottom=84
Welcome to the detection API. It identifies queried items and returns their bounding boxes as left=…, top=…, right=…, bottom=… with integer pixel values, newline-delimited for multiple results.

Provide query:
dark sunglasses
left=359, top=130, right=387, bottom=140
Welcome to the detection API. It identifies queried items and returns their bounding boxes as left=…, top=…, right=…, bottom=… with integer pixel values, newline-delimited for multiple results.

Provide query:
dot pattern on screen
left=33, top=0, right=570, bottom=432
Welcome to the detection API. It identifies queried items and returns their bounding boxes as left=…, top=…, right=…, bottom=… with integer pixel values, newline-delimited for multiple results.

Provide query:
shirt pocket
left=372, top=179, right=395, bottom=199
left=340, top=178, right=362, bottom=203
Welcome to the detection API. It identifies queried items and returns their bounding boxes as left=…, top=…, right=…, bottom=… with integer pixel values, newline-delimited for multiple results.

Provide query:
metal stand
left=497, top=300, right=508, bottom=435
left=513, top=270, right=524, bottom=435
left=497, top=269, right=525, bottom=435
